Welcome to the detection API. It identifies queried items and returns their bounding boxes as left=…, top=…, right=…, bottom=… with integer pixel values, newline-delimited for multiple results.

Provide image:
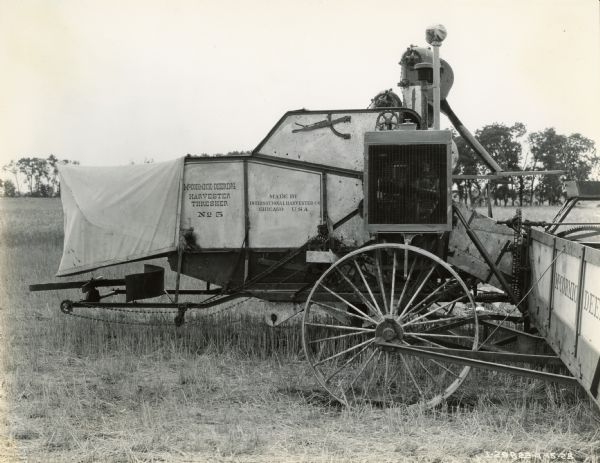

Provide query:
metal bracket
left=546, top=198, right=578, bottom=233
left=292, top=114, right=351, bottom=139
left=374, top=340, right=577, bottom=386
left=174, top=304, right=188, bottom=327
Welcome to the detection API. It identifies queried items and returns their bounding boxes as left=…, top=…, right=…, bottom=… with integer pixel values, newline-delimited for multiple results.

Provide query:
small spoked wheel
left=302, top=243, right=478, bottom=407
left=375, top=111, right=400, bottom=130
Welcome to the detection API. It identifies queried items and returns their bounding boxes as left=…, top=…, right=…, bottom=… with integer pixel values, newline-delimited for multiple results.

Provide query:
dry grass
left=1, top=198, right=599, bottom=462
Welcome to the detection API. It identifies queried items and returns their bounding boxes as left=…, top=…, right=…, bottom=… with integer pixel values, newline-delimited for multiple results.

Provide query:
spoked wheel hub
left=375, top=316, right=404, bottom=343
left=302, top=243, right=479, bottom=407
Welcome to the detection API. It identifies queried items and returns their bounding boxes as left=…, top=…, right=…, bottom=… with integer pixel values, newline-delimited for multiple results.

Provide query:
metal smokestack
left=425, top=24, right=447, bottom=130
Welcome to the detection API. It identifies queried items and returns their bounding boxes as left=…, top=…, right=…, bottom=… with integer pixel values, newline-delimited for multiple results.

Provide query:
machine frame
left=29, top=28, right=600, bottom=409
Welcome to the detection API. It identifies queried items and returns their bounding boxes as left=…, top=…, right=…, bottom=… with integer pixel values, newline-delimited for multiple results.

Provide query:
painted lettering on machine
left=579, top=256, right=600, bottom=402
left=181, top=162, right=244, bottom=248
left=552, top=268, right=600, bottom=318
left=551, top=253, right=581, bottom=327
left=554, top=271, right=579, bottom=303
left=247, top=163, right=322, bottom=248
left=184, top=182, right=237, bottom=216
left=583, top=289, right=600, bottom=320
left=250, top=193, right=319, bottom=213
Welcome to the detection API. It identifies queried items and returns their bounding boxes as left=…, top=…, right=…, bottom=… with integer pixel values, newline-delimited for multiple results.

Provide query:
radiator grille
left=367, top=144, right=447, bottom=225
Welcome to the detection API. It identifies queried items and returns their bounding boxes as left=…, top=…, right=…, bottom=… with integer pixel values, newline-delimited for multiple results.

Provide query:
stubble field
left=0, top=198, right=599, bottom=462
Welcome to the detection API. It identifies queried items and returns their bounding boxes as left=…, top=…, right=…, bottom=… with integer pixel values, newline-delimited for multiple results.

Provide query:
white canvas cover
left=57, top=158, right=184, bottom=276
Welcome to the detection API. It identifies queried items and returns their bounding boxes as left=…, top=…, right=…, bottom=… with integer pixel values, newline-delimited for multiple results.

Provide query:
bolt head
left=382, top=327, right=396, bottom=341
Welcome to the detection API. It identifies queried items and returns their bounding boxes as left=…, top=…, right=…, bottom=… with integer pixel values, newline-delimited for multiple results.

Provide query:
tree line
left=454, top=124, right=597, bottom=206
left=1, top=155, right=79, bottom=197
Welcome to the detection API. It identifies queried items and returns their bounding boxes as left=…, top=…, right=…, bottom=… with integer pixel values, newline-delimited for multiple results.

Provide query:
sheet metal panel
left=528, top=238, right=553, bottom=330
left=256, top=111, right=381, bottom=171
left=182, top=156, right=369, bottom=250
left=181, top=161, right=245, bottom=249
left=549, top=240, right=582, bottom=360
left=326, top=174, right=368, bottom=247
left=578, top=254, right=600, bottom=401
left=247, top=162, right=322, bottom=248
left=528, top=228, right=600, bottom=408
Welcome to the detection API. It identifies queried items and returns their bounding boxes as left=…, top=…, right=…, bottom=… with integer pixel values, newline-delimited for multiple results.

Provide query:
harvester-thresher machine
left=31, top=26, right=600, bottom=409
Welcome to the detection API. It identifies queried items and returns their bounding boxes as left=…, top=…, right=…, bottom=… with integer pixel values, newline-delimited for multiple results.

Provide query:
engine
left=364, top=129, right=452, bottom=233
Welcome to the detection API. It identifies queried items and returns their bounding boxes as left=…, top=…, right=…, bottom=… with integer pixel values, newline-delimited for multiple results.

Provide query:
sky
left=0, top=0, right=599, bottom=169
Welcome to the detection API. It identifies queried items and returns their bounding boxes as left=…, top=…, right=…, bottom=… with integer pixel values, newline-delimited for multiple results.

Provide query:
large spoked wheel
left=302, top=243, right=478, bottom=407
